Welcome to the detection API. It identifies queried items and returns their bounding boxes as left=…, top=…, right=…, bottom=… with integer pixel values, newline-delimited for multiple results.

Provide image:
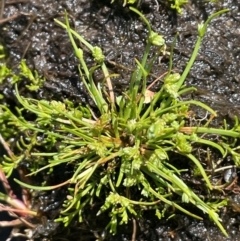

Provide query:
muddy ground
left=0, top=0, right=240, bottom=240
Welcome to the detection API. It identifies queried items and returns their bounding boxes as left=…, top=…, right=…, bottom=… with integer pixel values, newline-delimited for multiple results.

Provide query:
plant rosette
left=0, top=6, right=235, bottom=239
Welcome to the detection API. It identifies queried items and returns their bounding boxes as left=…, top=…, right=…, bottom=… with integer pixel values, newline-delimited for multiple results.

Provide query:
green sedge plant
left=0, top=7, right=235, bottom=237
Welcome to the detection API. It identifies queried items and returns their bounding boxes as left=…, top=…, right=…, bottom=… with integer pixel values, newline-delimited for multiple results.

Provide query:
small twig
left=0, top=14, right=19, bottom=24
left=14, top=13, right=36, bottom=47
left=0, top=216, right=36, bottom=229
left=147, top=71, right=168, bottom=90
left=15, top=177, right=71, bottom=190
left=224, top=176, right=238, bottom=191
left=0, top=219, right=23, bottom=227
left=105, top=75, right=115, bottom=105
left=0, top=11, right=34, bottom=24
left=211, top=165, right=236, bottom=173
left=131, top=218, right=137, bottom=241
left=0, top=0, right=4, bottom=19
left=0, top=168, right=14, bottom=197
left=21, top=41, right=31, bottom=59
left=0, top=204, right=36, bottom=228
left=147, top=69, right=179, bottom=91
left=154, top=0, right=159, bottom=11
left=0, top=133, right=16, bottom=160
left=107, top=59, right=158, bottom=79
left=0, top=207, right=36, bottom=218
left=88, top=108, right=98, bottom=121
left=5, top=0, right=29, bottom=4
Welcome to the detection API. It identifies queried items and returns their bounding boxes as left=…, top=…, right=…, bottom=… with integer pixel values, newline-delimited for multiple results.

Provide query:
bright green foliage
left=0, top=45, right=6, bottom=59
left=0, top=60, right=45, bottom=90
left=0, top=7, right=233, bottom=238
left=19, top=60, right=45, bottom=91
left=110, top=0, right=188, bottom=14
left=169, top=0, right=188, bottom=14
left=149, top=31, right=165, bottom=46
left=163, top=73, right=180, bottom=98
left=92, top=46, right=105, bottom=64
left=0, top=64, right=11, bottom=84
left=111, top=0, right=137, bottom=7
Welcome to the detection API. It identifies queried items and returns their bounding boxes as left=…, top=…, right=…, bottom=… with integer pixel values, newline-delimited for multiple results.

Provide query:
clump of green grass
left=0, top=7, right=234, bottom=237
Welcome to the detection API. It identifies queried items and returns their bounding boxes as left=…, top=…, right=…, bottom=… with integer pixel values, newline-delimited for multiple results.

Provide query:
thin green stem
left=176, top=9, right=229, bottom=91
left=182, top=126, right=240, bottom=138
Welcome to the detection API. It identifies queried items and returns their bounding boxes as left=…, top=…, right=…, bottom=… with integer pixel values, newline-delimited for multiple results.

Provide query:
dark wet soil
left=1, top=0, right=240, bottom=240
